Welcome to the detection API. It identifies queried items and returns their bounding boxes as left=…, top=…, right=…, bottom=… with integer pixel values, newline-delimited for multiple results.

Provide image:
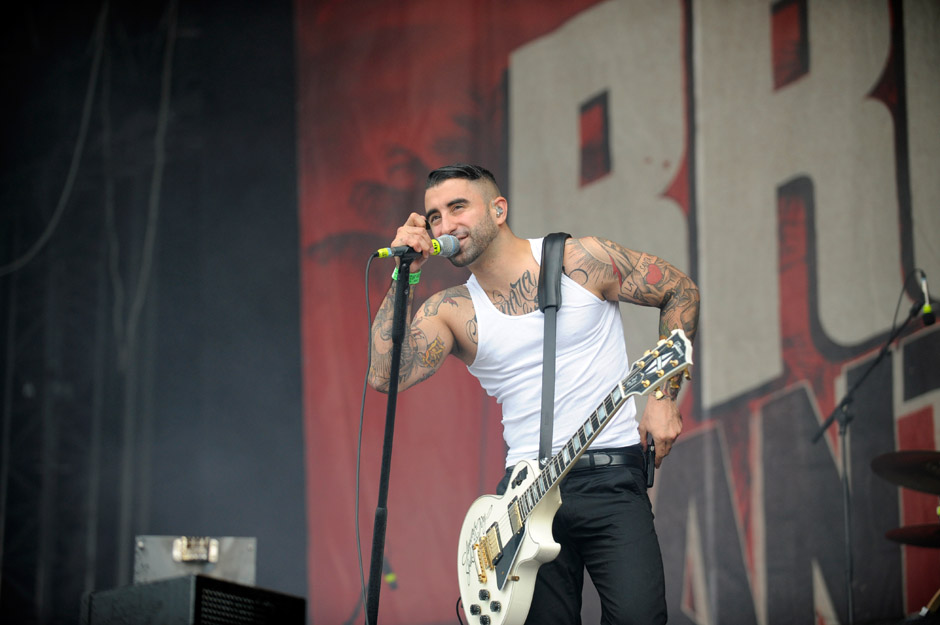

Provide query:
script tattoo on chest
left=489, top=270, right=539, bottom=316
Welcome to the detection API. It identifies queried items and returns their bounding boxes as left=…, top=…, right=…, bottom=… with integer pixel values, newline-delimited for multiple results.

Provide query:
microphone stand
left=811, top=301, right=921, bottom=625
left=366, top=257, right=413, bottom=625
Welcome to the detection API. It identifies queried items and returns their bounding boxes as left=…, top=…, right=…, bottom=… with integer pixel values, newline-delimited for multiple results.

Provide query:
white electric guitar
left=456, top=329, right=693, bottom=625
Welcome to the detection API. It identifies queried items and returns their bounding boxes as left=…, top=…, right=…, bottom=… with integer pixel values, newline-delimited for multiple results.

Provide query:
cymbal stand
left=812, top=302, right=921, bottom=625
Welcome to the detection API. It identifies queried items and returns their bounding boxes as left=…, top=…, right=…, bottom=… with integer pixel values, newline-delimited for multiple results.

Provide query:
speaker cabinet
left=81, top=574, right=305, bottom=624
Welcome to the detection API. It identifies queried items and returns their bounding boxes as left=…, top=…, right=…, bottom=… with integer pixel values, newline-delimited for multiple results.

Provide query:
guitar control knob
left=469, top=604, right=481, bottom=615
left=489, top=601, right=501, bottom=612
left=478, top=589, right=490, bottom=601
left=480, top=616, right=491, bottom=625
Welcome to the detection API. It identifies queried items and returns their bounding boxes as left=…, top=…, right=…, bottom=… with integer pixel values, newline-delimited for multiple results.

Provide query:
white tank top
left=466, top=238, right=638, bottom=467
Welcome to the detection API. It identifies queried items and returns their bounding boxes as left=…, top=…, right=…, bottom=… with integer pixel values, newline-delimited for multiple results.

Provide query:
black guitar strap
left=537, top=232, right=571, bottom=468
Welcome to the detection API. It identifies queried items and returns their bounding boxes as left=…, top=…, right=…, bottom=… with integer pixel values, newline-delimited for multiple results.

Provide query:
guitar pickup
left=508, top=498, right=524, bottom=535
left=485, top=523, right=503, bottom=565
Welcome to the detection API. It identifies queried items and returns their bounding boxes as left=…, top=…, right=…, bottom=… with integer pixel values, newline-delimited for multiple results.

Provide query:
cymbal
left=871, top=450, right=940, bottom=495
left=886, top=524, right=940, bottom=548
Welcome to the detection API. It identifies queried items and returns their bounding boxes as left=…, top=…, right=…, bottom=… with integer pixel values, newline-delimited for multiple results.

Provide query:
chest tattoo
left=489, top=270, right=539, bottom=316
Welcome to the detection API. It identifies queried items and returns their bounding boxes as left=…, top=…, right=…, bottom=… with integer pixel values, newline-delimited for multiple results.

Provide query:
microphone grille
left=437, top=234, right=460, bottom=258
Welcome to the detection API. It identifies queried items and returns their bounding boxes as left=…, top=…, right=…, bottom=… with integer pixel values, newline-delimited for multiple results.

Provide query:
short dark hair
left=426, top=163, right=500, bottom=195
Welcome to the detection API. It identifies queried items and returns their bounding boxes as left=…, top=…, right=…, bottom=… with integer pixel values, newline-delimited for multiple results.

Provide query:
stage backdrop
left=297, top=1, right=940, bottom=623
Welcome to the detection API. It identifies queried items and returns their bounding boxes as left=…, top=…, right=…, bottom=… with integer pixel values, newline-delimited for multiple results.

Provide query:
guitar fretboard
left=513, top=376, right=632, bottom=522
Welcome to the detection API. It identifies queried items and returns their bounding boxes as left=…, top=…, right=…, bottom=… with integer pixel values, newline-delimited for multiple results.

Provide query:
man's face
left=424, top=178, right=498, bottom=268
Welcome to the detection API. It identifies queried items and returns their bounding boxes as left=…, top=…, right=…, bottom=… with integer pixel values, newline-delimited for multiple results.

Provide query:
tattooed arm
left=564, top=236, right=699, bottom=341
left=367, top=283, right=476, bottom=394
left=368, top=210, right=467, bottom=393
left=564, top=236, right=700, bottom=467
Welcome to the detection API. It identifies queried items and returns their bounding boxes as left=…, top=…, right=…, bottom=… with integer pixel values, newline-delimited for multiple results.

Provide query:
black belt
left=570, top=447, right=645, bottom=472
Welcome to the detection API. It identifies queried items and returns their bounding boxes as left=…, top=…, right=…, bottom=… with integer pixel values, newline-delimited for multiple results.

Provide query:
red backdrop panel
left=295, top=2, right=603, bottom=622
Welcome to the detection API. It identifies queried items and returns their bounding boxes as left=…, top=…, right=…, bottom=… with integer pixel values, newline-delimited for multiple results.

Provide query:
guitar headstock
left=623, top=329, right=694, bottom=397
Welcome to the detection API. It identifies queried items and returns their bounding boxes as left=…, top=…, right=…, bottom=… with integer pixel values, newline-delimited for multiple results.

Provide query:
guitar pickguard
left=494, top=530, right=523, bottom=590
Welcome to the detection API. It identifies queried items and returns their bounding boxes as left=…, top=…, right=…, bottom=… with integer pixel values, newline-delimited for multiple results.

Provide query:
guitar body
left=457, top=459, right=561, bottom=625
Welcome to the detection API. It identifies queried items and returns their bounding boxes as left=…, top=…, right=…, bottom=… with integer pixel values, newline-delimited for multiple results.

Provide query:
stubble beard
left=448, top=211, right=499, bottom=268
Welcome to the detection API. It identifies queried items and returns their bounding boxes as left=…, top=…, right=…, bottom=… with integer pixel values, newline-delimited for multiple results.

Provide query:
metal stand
left=365, top=258, right=414, bottom=625
left=812, top=302, right=921, bottom=625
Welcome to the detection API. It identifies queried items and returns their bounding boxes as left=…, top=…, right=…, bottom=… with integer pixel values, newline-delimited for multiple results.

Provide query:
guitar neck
left=515, top=376, right=633, bottom=523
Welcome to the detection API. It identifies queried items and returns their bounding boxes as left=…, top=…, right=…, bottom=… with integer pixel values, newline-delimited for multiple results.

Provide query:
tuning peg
left=654, top=388, right=665, bottom=400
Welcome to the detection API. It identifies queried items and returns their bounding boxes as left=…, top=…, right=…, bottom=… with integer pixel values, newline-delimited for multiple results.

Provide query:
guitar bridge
left=472, top=542, right=490, bottom=583
left=471, top=521, right=503, bottom=583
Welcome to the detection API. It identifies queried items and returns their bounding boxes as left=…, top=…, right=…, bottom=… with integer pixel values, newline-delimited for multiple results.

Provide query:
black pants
left=496, top=450, right=667, bottom=625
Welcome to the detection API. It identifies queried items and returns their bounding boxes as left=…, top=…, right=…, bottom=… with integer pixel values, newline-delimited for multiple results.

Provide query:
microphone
left=375, top=234, right=459, bottom=260
left=918, top=270, right=936, bottom=325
